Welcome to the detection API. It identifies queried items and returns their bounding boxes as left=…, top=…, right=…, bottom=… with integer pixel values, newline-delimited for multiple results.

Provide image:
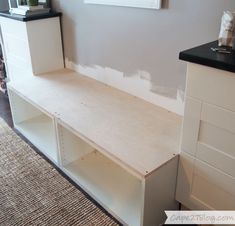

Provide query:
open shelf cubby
left=7, top=69, right=181, bottom=226
left=57, top=122, right=143, bottom=226
left=8, top=88, right=58, bottom=164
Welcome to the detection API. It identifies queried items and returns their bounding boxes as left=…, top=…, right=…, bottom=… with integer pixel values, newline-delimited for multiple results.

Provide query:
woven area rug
left=0, top=118, right=120, bottom=226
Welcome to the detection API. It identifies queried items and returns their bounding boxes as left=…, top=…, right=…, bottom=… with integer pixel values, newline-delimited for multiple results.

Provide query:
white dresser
left=0, top=12, right=64, bottom=81
left=176, top=41, right=235, bottom=210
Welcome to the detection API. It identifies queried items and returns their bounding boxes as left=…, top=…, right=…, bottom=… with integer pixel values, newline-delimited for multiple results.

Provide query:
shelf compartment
left=8, top=88, right=58, bottom=163
left=58, top=122, right=144, bottom=226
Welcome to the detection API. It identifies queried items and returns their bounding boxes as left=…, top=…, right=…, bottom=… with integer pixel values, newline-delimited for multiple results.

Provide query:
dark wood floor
left=0, top=92, right=37, bottom=149
left=0, top=92, right=13, bottom=127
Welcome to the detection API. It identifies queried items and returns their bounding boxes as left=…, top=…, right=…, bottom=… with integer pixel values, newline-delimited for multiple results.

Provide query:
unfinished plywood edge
left=7, top=68, right=182, bottom=178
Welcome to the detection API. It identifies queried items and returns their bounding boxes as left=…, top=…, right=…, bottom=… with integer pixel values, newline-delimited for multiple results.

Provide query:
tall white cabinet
left=0, top=13, right=64, bottom=81
left=176, top=62, right=235, bottom=210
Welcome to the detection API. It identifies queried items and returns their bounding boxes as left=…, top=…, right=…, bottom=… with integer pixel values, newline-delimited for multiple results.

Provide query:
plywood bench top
left=8, top=69, right=182, bottom=178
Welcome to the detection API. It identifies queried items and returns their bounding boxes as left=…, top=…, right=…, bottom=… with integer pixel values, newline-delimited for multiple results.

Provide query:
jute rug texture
left=0, top=118, right=119, bottom=226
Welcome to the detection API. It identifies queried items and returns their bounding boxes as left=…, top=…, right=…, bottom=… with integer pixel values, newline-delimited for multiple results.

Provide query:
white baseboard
left=65, top=58, right=184, bottom=116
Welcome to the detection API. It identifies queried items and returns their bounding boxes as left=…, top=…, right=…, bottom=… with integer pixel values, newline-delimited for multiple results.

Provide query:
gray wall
left=51, top=0, right=235, bottom=98
left=2, top=0, right=235, bottom=98
left=0, top=1, right=9, bottom=10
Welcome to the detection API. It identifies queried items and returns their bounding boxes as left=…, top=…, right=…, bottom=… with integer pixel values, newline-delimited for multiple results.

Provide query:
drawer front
left=181, top=99, right=235, bottom=176
left=0, top=17, right=28, bottom=40
left=191, top=173, right=235, bottom=210
left=176, top=152, right=235, bottom=210
left=4, top=34, right=31, bottom=64
left=7, top=61, right=33, bottom=81
left=192, top=160, right=235, bottom=200
left=186, top=63, right=235, bottom=112
left=7, top=55, right=32, bottom=77
left=199, top=103, right=235, bottom=157
left=201, top=103, right=235, bottom=134
left=196, top=142, right=235, bottom=178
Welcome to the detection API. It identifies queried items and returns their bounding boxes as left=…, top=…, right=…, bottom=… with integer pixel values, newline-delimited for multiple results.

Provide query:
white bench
left=8, top=69, right=182, bottom=226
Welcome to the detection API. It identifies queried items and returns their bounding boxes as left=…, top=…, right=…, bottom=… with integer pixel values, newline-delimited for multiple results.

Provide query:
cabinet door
left=176, top=152, right=235, bottom=210
left=177, top=102, right=235, bottom=210
left=177, top=63, right=235, bottom=210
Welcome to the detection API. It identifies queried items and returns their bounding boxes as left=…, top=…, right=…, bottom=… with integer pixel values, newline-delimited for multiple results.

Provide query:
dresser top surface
left=179, top=41, right=235, bottom=73
left=0, top=11, right=61, bottom=22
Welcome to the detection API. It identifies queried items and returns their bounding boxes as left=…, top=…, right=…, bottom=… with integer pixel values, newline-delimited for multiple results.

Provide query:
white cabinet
left=0, top=16, right=64, bottom=80
left=176, top=63, right=235, bottom=210
left=4, top=12, right=182, bottom=226
left=8, top=89, right=59, bottom=164
left=8, top=69, right=182, bottom=226
left=57, top=121, right=179, bottom=226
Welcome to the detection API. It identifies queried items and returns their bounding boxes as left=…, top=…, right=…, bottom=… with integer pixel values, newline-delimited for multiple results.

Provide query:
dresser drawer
left=4, top=34, right=31, bottom=63
left=186, top=63, right=235, bottom=112
left=193, top=159, right=235, bottom=208
left=176, top=152, right=235, bottom=210
left=196, top=142, right=235, bottom=178
left=191, top=173, right=235, bottom=210
left=0, top=17, right=28, bottom=41
left=7, top=55, right=32, bottom=79
left=199, top=103, right=235, bottom=157
left=7, top=61, right=33, bottom=81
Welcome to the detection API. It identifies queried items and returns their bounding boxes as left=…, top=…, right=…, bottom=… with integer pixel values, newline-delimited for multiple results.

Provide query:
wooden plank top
left=8, top=69, right=182, bottom=177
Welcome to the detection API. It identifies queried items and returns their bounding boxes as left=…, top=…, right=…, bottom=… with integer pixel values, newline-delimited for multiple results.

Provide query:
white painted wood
left=26, top=18, right=64, bottom=74
left=6, top=60, right=32, bottom=81
left=187, top=158, right=235, bottom=210
left=181, top=97, right=202, bottom=156
left=63, top=151, right=143, bottom=226
left=4, top=34, right=31, bottom=63
left=0, top=16, right=64, bottom=80
left=143, top=157, right=179, bottom=226
left=197, top=142, right=235, bottom=178
left=58, top=119, right=143, bottom=181
left=58, top=124, right=95, bottom=166
left=84, top=0, right=162, bottom=9
left=176, top=152, right=235, bottom=210
left=194, top=159, right=235, bottom=197
left=0, top=17, right=31, bottom=81
left=0, top=24, right=10, bottom=81
left=7, top=54, right=32, bottom=77
left=8, top=88, right=42, bottom=124
left=8, top=69, right=182, bottom=177
left=15, top=115, right=58, bottom=163
left=191, top=174, right=235, bottom=210
left=58, top=120, right=179, bottom=226
left=8, top=89, right=58, bottom=164
left=0, top=17, right=28, bottom=40
left=187, top=63, right=235, bottom=112
left=201, top=103, right=235, bottom=134
left=177, top=62, right=235, bottom=211
left=199, top=121, right=235, bottom=158
left=175, top=152, right=196, bottom=208
left=7, top=68, right=181, bottom=225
